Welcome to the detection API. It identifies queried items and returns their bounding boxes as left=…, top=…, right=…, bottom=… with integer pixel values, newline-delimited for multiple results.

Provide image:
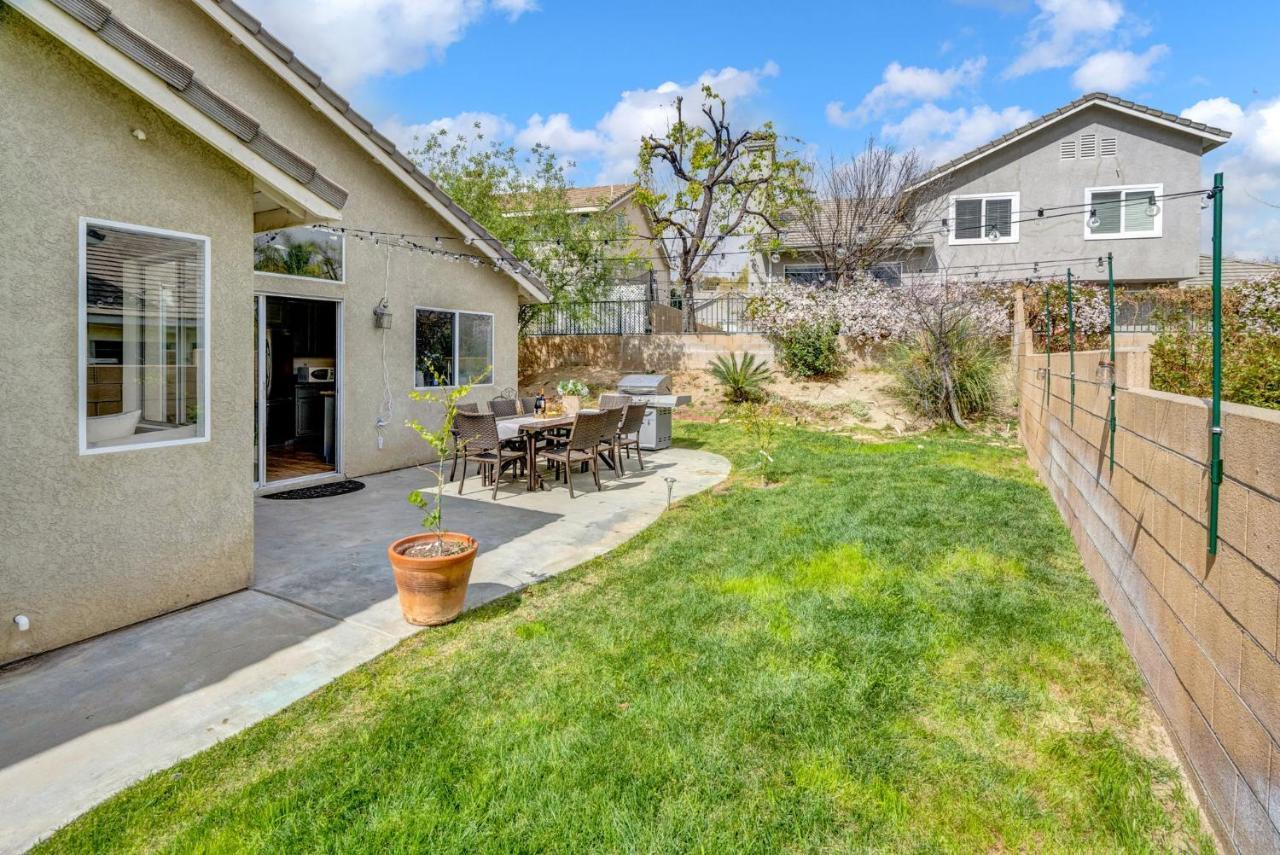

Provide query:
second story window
left=253, top=225, right=344, bottom=282
left=1085, top=184, right=1162, bottom=240
left=950, top=192, right=1019, bottom=245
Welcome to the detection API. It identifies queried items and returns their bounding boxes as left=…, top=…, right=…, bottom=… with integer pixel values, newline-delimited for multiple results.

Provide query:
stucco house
left=757, top=92, right=1232, bottom=288
left=0, top=0, right=550, bottom=665
left=565, top=184, right=673, bottom=298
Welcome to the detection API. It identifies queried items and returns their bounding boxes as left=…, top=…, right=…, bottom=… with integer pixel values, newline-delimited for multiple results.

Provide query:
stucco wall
left=1019, top=341, right=1280, bottom=851
left=0, top=11, right=255, bottom=664
left=105, top=0, right=526, bottom=479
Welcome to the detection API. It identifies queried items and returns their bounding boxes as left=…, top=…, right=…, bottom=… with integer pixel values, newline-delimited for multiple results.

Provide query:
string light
left=1087, top=209, right=1101, bottom=229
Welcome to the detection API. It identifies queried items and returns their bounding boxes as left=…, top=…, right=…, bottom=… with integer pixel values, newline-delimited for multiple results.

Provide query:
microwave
left=298, top=366, right=335, bottom=383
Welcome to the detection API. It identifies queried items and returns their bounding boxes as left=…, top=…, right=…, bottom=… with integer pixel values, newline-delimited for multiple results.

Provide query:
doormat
left=263, top=480, right=365, bottom=500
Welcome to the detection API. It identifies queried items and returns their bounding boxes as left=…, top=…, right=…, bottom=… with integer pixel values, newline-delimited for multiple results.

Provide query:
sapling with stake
left=403, top=367, right=488, bottom=557
left=735, top=401, right=780, bottom=486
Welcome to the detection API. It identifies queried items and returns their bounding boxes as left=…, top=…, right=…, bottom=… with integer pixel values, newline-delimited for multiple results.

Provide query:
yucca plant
left=709, top=352, right=773, bottom=403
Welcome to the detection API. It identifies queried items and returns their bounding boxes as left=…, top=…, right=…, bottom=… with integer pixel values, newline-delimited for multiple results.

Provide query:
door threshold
left=255, top=470, right=344, bottom=496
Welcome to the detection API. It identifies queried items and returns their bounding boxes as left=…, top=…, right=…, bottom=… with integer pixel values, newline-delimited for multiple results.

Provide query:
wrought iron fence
left=521, top=293, right=763, bottom=336
left=1114, top=290, right=1209, bottom=332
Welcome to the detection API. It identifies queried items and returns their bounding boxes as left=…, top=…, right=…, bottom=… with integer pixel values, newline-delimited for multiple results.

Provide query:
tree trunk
left=940, top=359, right=968, bottom=430
left=681, top=280, right=696, bottom=333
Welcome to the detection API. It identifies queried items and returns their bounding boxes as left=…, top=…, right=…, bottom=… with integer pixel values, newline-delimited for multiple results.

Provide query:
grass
left=38, top=423, right=1212, bottom=853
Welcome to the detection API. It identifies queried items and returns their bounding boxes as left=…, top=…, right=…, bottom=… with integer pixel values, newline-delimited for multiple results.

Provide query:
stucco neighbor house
left=564, top=184, right=674, bottom=298
left=0, top=0, right=550, bottom=665
left=756, top=92, right=1232, bottom=288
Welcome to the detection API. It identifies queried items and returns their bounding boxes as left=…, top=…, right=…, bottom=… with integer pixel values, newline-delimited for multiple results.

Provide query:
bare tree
left=786, top=141, right=945, bottom=284
left=636, top=87, right=807, bottom=331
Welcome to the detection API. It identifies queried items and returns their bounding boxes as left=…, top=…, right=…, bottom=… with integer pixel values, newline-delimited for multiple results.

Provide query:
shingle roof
left=1182, top=254, right=1280, bottom=287
left=913, top=92, right=1233, bottom=189
left=774, top=201, right=923, bottom=251
left=47, top=0, right=349, bottom=210
left=208, top=0, right=550, bottom=301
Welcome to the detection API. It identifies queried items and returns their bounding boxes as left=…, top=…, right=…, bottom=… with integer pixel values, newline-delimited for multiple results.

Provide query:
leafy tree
left=409, top=125, right=639, bottom=331
left=635, top=87, right=808, bottom=331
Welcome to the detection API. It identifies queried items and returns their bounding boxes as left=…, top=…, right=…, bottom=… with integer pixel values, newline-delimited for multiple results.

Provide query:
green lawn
left=40, top=423, right=1211, bottom=853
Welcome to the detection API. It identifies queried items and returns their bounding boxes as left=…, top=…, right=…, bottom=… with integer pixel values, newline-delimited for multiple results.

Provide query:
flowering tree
left=1025, top=282, right=1111, bottom=351
left=1238, top=275, right=1280, bottom=335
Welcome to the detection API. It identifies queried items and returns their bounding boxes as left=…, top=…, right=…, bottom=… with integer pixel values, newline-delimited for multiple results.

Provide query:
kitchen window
left=949, top=192, right=1019, bottom=245
left=80, top=218, right=210, bottom=453
left=414, top=308, right=493, bottom=387
left=1085, top=184, right=1162, bottom=240
left=253, top=225, right=344, bottom=282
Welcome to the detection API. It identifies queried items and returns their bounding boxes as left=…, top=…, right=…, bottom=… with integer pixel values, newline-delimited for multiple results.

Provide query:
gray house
left=759, top=93, right=1232, bottom=286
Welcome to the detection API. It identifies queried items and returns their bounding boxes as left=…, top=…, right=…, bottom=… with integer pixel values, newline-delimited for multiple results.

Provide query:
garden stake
left=1208, top=172, right=1224, bottom=556
left=1044, top=284, right=1052, bottom=401
left=1066, top=268, right=1076, bottom=426
left=1106, top=252, right=1116, bottom=476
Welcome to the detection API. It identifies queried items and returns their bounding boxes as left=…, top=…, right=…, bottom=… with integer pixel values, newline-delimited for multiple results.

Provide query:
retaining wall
left=1019, top=341, right=1280, bottom=852
left=520, top=333, right=776, bottom=374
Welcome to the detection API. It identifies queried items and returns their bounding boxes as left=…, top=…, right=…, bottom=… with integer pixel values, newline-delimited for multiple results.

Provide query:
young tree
left=410, top=125, right=638, bottom=331
left=635, top=87, right=808, bottom=331
left=785, top=141, right=943, bottom=284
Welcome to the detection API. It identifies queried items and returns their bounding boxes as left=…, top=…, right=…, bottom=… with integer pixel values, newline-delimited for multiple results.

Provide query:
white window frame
left=948, top=192, right=1020, bottom=246
left=78, top=217, right=212, bottom=455
left=1083, top=183, right=1163, bottom=241
left=413, top=306, right=495, bottom=389
left=252, top=226, right=346, bottom=285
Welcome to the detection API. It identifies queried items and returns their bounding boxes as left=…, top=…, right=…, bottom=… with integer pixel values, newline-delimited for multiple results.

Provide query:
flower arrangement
left=556, top=378, right=589, bottom=397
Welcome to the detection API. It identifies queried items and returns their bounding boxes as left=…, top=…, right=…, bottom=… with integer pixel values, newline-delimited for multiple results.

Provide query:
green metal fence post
left=1107, top=253, right=1117, bottom=476
left=1066, top=268, right=1076, bottom=425
left=1044, top=284, right=1052, bottom=399
left=1208, top=172, right=1225, bottom=556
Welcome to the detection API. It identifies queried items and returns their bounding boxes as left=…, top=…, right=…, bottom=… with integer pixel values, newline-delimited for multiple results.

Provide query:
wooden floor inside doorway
left=266, top=446, right=333, bottom=482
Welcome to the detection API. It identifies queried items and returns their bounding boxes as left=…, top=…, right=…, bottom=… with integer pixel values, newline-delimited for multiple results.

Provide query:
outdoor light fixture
left=1087, top=209, right=1101, bottom=229
left=770, top=252, right=780, bottom=263
left=1146, top=200, right=1160, bottom=218
left=1096, top=257, right=1106, bottom=272
left=373, top=299, right=393, bottom=329
left=986, top=227, right=1001, bottom=241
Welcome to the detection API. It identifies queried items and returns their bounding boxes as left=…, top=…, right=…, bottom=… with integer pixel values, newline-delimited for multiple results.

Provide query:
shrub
left=708, top=352, right=773, bottom=403
left=1150, top=322, right=1280, bottom=410
left=888, top=320, right=1004, bottom=424
left=775, top=322, right=844, bottom=378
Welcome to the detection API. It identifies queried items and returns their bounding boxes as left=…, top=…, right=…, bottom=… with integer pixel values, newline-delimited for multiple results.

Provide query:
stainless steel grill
left=613, top=374, right=690, bottom=450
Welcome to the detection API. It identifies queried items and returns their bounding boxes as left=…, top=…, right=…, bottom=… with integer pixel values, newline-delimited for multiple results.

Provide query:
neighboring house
left=0, top=0, right=549, bottom=665
left=564, top=184, right=673, bottom=299
left=1182, top=253, right=1280, bottom=287
left=757, top=92, right=1232, bottom=288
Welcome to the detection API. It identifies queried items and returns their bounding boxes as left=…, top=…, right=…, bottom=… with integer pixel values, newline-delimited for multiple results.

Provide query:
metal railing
left=522, top=293, right=762, bottom=336
left=1114, top=290, right=1209, bottom=332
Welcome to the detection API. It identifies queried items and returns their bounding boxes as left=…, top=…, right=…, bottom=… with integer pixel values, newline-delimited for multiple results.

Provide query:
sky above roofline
left=239, top=0, right=1280, bottom=262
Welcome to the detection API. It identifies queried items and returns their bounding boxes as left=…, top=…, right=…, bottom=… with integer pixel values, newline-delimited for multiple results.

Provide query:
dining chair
left=537, top=410, right=609, bottom=498
left=519, top=396, right=537, bottom=415
left=488, top=397, right=518, bottom=418
left=454, top=412, right=524, bottom=499
left=448, top=402, right=480, bottom=481
left=615, top=404, right=648, bottom=473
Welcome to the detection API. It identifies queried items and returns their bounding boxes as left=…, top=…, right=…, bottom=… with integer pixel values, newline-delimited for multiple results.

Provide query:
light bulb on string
left=770, top=252, right=780, bottom=263
left=1096, top=257, right=1105, bottom=273
left=834, top=243, right=848, bottom=259
left=986, top=227, right=1000, bottom=242
left=1145, top=200, right=1160, bottom=218
left=1087, top=209, right=1101, bottom=229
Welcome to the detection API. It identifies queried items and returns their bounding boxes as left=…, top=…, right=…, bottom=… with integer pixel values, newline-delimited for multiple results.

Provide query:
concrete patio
left=0, top=447, right=729, bottom=853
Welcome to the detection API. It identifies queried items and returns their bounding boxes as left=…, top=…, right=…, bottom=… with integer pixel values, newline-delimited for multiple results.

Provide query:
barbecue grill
left=614, top=374, right=691, bottom=450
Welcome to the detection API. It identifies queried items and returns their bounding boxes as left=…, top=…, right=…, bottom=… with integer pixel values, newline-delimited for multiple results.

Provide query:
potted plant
left=556, top=378, right=589, bottom=415
left=387, top=373, right=482, bottom=626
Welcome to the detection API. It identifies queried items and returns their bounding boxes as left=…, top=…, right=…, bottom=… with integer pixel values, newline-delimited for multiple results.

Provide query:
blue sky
left=244, top=0, right=1280, bottom=259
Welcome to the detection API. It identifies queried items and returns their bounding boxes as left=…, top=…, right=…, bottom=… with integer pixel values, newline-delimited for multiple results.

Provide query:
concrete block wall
left=519, top=333, right=776, bottom=374
left=1019, top=342, right=1280, bottom=852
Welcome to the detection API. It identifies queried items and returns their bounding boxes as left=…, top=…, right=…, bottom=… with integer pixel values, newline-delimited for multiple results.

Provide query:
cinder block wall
left=1019, top=342, right=1280, bottom=852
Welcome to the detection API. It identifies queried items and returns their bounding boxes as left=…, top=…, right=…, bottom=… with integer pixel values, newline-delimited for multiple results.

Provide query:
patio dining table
left=497, top=412, right=600, bottom=491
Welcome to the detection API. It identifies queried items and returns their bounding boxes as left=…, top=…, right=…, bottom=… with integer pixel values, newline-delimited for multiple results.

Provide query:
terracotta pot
left=387, top=532, right=478, bottom=626
left=561, top=395, right=581, bottom=415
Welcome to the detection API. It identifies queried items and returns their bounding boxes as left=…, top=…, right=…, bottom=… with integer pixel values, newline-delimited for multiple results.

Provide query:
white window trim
left=79, top=217, right=212, bottom=455
left=948, top=192, right=1020, bottom=246
left=252, top=227, right=346, bottom=285
left=412, top=306, right=495, bottom=390
left=1083, top=183, right=1163, bottom=241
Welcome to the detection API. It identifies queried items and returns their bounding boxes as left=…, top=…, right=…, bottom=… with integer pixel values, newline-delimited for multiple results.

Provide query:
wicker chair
left=448, top=402, right=481, bottom=481
left=454, top=412, right=523, bottom=499
left=598, top=393, right=632, bottom=411
left=488, top=397, right=518, bottom=418
left=519, top=396, right=537, bottom=415
left=615, top=404, right=647, bottom=473
left=537, top=410, right=609, bottom=497
left=596, top=406, right=626, bottom=476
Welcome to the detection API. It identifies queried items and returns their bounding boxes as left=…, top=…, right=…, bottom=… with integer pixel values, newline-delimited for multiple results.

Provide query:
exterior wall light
left=373, top=299, right=393, bottom=329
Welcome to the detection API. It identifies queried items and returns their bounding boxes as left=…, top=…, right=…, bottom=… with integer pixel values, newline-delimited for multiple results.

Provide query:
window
left=1085, top=184, right=1162, bottom=240
left=1060, top=139, right=1077, bottom=160
left=869, top=261, right=904, bottom=286
left=80, top=219, right=209, bottom=453
left=414, top=308, right=492, bottom=387
left=253, top=225, right=343, bottom=282
left=949, top=192, right=1019, bottom=245
left=1100, top=137, right=1118, bottom=157
left=1079, top=133, right=1098, bottom=158
left=782, top=264, right=830, bottom=285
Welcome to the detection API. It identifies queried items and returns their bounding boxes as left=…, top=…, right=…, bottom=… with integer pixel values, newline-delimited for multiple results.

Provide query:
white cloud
left=1071, top=45, right=1168, bottom=92
left=882, top=103, right=1036, bottom=165
left=379, top=112, right=514, bottom=151
left=516, top=114, right=604, bottom=154
left=240, top=0, right=535, bottom=89
left=827, top=57, right=987, bottom=126
left=1005, top=0, right=1125, bottom=78
left=1183, top=95, right=1280, bottom=260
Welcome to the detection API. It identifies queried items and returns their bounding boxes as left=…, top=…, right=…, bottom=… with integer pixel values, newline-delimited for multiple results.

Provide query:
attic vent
left=1080, top=133, right=1098, bottom=158
left=1100, top=137, right=1118, bottom=157
left=1060, top=139, right=1077, bottom=160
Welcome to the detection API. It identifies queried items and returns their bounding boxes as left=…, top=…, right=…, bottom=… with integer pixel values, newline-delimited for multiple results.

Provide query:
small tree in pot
left=387, top=370, right=485, bottom=626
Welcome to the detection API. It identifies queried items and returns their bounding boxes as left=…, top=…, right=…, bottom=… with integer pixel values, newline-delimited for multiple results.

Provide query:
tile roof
left=565, top=184, right=636, bottom=211
left=47, top=0, right=349, bottom=210
left=208, top=0, right=549, bottom=301
left=914, top=92, right=1233, bottom=189
left=1182, top=254, right=1280, bottom=287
